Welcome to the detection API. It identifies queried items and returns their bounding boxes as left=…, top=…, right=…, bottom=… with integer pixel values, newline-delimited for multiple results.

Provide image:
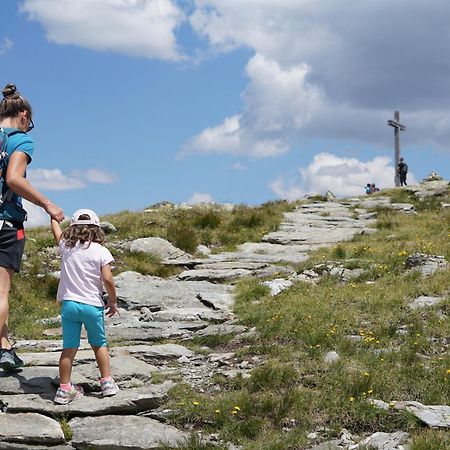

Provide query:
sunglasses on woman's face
left=27, top=118, right=34, bottom=132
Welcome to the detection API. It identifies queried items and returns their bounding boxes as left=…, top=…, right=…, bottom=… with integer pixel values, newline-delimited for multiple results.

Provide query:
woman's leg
left=0, top=267, right=14, bottom=349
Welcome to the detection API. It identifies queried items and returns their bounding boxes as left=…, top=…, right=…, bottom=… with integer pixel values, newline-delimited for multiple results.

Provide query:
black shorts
left=0, top=221, right=25, bottom=273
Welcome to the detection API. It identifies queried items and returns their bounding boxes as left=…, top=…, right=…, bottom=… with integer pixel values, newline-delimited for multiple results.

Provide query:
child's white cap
left=70, top=209, right=100, bottom=227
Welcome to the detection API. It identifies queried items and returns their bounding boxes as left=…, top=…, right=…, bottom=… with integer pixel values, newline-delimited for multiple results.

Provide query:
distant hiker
left=365, top=183, right=372, bottom=195
left=0, top=83, right=64, bottom=372
left=370, top=183, right=380, bottom=193
left=51, top=209, right=119, bottom=404
left=397, top=157, right=408, bottom=186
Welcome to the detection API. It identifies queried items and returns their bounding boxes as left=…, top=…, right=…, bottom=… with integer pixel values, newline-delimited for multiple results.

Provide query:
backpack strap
left=0, top=128, right=26, bottom=206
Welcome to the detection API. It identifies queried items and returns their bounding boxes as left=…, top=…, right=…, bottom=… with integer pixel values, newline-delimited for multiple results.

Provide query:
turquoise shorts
left=61, top=300, right=107, bottom=349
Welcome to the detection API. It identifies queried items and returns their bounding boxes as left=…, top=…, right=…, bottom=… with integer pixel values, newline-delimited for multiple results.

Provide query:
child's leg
left=80, top=304, right=110, bottom=377
left=91, top=345, right=111, bottom=378
left=59, top=348, right=78, bottom=384
left=60, top=301, right=83, bottom=384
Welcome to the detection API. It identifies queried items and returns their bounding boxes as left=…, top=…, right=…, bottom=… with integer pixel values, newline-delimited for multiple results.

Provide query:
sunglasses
left=27, top=118, right=34, bottom=132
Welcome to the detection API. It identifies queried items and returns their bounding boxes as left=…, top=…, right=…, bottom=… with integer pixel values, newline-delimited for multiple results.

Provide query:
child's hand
left=105, top=301, right=119, bottom=318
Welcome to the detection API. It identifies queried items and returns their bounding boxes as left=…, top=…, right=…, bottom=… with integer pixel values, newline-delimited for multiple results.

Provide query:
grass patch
left=163, top=192, right=450, bottom=448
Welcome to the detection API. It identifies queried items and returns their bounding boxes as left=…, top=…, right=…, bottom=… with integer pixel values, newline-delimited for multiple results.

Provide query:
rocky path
left=1, top=192, right=448, bottom=449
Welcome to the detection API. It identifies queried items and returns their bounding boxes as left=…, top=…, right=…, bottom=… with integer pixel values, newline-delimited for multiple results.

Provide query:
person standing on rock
left=0, top=83, right=64, bottom=371
left=397, top=157, right=408, bottom=186
left=51, top=209, right=119, bottom=404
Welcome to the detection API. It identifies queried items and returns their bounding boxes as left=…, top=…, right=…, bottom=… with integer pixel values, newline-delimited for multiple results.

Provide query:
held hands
left=105, top=301, right=119, bottom=318
left=45, top=201, right=65, bottom=222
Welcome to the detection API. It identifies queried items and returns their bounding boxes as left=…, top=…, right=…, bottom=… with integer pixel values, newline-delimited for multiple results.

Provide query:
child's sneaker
left=100, top=378, right=119, bottom=397
left=54, top=384, right=84, bottom=405
left=0, top=349, right=24, bottom=371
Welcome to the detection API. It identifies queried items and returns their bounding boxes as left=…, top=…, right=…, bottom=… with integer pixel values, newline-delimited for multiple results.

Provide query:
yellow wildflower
left=193, top=401, right=200, bottom=406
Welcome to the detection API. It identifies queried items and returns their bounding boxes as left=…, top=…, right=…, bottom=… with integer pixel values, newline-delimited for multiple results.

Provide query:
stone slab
left=70, top=415, right=187, bottom=449
left=0, top=413, right=65, bottom=445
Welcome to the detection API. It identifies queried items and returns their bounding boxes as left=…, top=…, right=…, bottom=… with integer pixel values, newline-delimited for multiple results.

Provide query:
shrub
left=166, top=222, right=199, bottom=253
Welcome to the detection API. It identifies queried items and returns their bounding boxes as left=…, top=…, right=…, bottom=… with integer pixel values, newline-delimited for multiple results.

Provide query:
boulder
left=408, top=295, right=443, bottom=310
left=129, top=237, right=191, bottom=263
left=356, top=431, right=410, bottom=449
left=405, top=253, right=448, bottom=277
left=393, top=401, right=450, bottom=428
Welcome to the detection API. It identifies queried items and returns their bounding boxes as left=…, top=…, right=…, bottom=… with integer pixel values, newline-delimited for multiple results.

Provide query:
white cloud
left=187, top=192, right=214, bottom=204
left=72, top=169, right=118, bottom=184
left=21, top=0, right=186, bottom=61
left=186, top=1, right=450, bottom=156
left=230, top=162, right=247, bottom=171
left=28, top=169, right=85, bottom=191
left=270, top=152, right=417, bottom=200
left=182, top=53, right=320, bottom=158
left=28, top=168, right=118, bottom=191
left=23, top=200, right=52, bottom=228
left=0, top=38, right=14, bottom=55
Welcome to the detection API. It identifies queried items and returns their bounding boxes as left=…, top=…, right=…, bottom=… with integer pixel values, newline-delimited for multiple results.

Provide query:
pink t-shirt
left=57, top=240, right=114, bottom=307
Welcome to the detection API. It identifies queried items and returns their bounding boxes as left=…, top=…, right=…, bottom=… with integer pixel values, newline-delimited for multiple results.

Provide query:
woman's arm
left=5, top=152, right=64, bottom=222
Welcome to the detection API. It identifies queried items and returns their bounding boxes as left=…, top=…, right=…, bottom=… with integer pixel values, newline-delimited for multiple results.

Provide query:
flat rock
left=356, top=431, right=410, bottom=449
left=14, top=339, right=91, bottom=352
left=262, top=278, right=293, bottom=296
left=412, top=180, right=450, bottom=198
left=114, top=271, right=234, bottom=312
left=177, top=267, right=252, bottom=282
left=408, top=295, right=443, bottom=310
left=70, top=415, right=187, bottom=449
left=393, top=401, right=450, bottom=428
left=3, top=381, right=174, bottom=417
left=70, top=355, right=159, bottom=390
left=195, top=323, right=247, bottom=337
left=123, top=343, right=195, bottom=360
left=212, top=242, right=313, bottom=264
left=20, top=349, right=96, bottom=367
left=107, top=319, right=207, bottom=342
left=0, top=412, right=65, bottom=445
left=0, top=366, right=59, bottom=395
left=0, top=444, right=74, bottom=450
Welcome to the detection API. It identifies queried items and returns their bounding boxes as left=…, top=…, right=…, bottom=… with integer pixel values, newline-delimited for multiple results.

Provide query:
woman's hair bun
left=2, top=83, right=18, bottom=99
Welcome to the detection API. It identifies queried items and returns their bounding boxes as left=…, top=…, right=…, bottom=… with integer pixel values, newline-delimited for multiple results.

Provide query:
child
left=51, top=209, right=119, bottom=404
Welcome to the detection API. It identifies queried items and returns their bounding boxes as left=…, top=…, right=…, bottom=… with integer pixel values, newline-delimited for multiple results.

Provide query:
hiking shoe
left=54, top=385, right=84, bottom=405
left=100, top=378, right=119, bottom=397
left=0, top=349, right=24, bottom=371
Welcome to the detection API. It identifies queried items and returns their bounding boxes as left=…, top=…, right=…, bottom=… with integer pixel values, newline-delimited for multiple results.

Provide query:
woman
left=0, top=83, right=64, bottom=371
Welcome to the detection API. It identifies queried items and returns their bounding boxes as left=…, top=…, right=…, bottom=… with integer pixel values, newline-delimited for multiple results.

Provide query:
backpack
left=398, top=162, right=408, bottom=173
left=0, top=128, right=27, bottom=221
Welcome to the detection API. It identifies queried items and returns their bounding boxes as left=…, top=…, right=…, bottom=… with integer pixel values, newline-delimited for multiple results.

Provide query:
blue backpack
left=0, top=128, right=27, bottom=221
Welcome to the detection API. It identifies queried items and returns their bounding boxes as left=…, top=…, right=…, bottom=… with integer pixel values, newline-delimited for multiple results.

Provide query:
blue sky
left=2, top=0, right=450, bottom=226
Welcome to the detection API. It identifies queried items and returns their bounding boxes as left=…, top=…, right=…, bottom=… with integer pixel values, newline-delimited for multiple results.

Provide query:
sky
left=1, top=0, right=450, bottom=227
